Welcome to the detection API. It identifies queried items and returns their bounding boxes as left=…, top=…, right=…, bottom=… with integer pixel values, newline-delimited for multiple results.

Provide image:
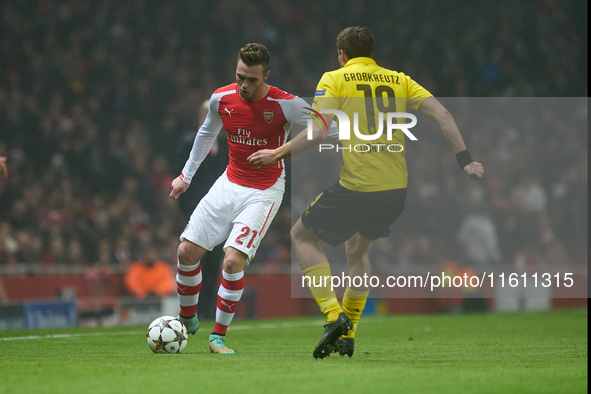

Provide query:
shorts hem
left=179, top=235, right=214, bottom=252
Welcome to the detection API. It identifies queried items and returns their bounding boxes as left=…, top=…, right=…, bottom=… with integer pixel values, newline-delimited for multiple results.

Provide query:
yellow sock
left=303, top=263, right=342, bottom=323
left=342, top=287, right=369, bottom=338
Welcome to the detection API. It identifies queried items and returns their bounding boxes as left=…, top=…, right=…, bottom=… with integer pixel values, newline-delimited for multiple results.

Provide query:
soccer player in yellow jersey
left=249, top=26, right=484, bottom=359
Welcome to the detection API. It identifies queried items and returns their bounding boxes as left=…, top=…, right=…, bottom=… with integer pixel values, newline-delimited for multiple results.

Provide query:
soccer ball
left=146, top=316, right=188, bottom=354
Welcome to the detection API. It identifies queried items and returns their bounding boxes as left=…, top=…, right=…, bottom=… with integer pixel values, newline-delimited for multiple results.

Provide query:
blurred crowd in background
left=0, top=1, right=587, bottom=277
left=359, top=98, right=585, bottom=274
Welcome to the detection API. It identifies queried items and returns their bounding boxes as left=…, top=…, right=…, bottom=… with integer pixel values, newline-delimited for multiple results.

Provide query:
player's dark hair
left=336, top=26, right=373, bottom=59
left=238, top=43, right=270, bottom=73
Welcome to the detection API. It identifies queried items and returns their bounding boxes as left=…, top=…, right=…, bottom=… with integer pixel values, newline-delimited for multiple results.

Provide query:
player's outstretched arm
left=176, top=95, right=224, bottom=184
left=0, top=156, right=7, bottom=177
left=417, top=97, right=484, bottom=181
left=170, top=176, right=190, bottom=199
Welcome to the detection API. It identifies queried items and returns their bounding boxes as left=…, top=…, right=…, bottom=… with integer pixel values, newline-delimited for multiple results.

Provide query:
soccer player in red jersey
left=169, top=43, right=310, bottom=354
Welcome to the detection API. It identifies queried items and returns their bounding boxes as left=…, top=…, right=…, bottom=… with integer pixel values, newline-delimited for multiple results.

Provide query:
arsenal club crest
left=263, top=110, right=274, bottom=123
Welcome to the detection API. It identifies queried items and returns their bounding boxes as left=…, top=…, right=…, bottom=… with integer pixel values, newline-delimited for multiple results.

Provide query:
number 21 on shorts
left=235, top=226, right=258, bottom=249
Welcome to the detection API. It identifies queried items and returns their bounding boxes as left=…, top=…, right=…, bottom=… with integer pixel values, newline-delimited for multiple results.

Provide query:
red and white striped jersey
left=180, top=83, right=310, bottom=190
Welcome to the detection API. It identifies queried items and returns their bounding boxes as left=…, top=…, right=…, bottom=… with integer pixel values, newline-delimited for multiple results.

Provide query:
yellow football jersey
left=312, top=57, right=432, bottom=192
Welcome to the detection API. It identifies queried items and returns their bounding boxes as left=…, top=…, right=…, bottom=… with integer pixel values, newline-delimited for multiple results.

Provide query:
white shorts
left=180, top=171, right=283, bottom=264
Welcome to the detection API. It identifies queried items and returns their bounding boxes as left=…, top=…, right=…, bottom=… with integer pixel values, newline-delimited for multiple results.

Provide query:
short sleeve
left=405, top=75, right=433, bottom=111
left=288, top=96, right=313, bottom=127
left=312, top=72, right=341, bottom=112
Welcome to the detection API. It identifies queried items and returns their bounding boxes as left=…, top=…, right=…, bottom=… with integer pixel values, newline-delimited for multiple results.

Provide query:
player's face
left=236, top=60, right=269, bottom=101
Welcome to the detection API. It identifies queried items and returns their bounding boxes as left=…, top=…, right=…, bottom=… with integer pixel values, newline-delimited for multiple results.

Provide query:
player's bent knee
left=223, top=248, right=247, bottom=273
left=177, top=240, right=204, bottom=264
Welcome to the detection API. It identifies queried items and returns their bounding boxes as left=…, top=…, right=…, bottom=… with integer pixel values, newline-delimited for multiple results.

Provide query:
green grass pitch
left=0, top=308, right=586, bottom=394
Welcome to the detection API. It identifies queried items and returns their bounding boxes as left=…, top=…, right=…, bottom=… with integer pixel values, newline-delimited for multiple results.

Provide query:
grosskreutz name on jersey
left=343, top=72, right=400, bottom=84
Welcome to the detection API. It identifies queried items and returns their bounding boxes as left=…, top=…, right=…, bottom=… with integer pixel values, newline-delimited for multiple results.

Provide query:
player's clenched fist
left=170, top=176, right=190, bottom=199
left=464, top=162, right=484, bottom=180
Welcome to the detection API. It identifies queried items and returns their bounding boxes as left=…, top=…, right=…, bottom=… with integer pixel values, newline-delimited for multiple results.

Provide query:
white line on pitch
left=0, top=331, right=139, bottom=341
left=0, top=315, right=401, bottom=341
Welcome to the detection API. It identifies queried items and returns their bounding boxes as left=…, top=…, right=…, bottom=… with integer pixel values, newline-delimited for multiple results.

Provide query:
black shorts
left=301, top=180, right=407, bottom=246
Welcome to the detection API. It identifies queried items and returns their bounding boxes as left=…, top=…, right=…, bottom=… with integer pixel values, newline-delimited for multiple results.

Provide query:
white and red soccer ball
left=146, top=316, right=188, bottom=354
